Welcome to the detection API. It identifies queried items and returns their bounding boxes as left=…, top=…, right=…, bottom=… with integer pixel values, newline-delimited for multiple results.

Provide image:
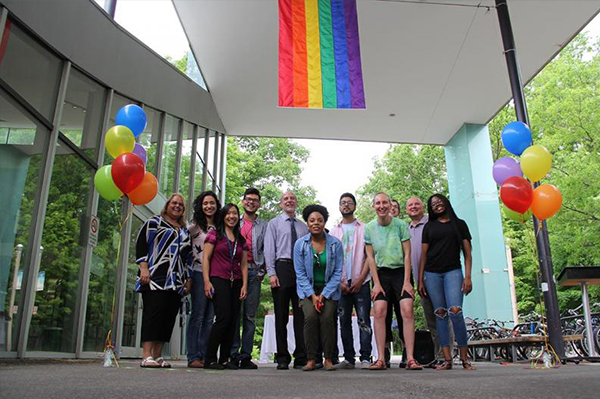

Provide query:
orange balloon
left=127, top=172, right=158, bottom=205
left=530, top=184, right=562, bottom=221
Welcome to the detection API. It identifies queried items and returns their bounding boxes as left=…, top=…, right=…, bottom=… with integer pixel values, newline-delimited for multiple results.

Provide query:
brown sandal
left=462, top=360, right=475, bottom=370
left=367, top=360, right=387, bottom=370
left=436, top=360, right=453, bottom=370
left=405, top=359, right=423, bottom=370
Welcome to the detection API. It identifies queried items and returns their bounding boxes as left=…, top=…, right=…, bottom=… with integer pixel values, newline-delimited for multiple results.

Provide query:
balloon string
left=104, top=198, right=132, bottom=367
left=535, top=221, right=544, bottom=238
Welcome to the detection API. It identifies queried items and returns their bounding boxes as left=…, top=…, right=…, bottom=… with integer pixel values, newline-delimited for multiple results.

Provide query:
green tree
left=356, top=144, right=448, bottom=222
left=225, top=137, right=318, bottom=219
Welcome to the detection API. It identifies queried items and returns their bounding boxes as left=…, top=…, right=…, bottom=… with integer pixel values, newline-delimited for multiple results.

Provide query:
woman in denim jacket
left=293, top=205, right=343, bottom=371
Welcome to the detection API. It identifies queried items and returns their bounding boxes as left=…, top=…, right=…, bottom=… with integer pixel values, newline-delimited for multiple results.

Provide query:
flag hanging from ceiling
left=279, top=0, right=365, bottom=109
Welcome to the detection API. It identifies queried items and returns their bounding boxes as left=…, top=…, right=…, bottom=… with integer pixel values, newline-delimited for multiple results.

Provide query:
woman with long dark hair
left=203, top=203, right=248, bottom=369
left=136, top=193, right=192, bottom=368
left=186, top=191, right=221, bottom=368
left=417, top=194, right=474, bottom=370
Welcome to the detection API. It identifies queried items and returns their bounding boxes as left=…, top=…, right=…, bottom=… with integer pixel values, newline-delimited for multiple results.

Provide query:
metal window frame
left=187, top=124, right=198, bottom=219
left=211, top=132, right=220, bottom=192
left=201, top=128, right=209, bottom=192
left=16, top=61, right=71, bottom=358
left=172, top=118, right=184, bottom=194
left=219, top=133, right=227, bottom=202
left=73, top=89, right=113, bottom=357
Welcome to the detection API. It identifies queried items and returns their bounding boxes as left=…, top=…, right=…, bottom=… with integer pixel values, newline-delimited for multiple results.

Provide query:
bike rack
left=558, top=266, right=600, bottom=362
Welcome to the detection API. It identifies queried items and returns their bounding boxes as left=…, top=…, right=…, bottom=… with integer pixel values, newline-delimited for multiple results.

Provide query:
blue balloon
left=501, top=121, right=532, bottom=156
left=115, top=105, right=147, bottom=138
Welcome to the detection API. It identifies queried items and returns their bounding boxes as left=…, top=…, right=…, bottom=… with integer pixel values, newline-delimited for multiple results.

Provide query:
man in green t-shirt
left=364, top=192, right=422, bottom=370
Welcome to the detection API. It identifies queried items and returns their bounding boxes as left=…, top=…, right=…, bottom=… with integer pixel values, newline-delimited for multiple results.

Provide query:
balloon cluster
left=94, top=105, right=158, bottom=206
left=493, top=122, right=562, bottom=223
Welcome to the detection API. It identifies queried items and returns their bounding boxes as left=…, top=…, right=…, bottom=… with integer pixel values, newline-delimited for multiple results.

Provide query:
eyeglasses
left=339, top=200, right=355, bottom=206
left=313, top=252, right=322, bottom=268
left=244, top=197, right=260, bottom=203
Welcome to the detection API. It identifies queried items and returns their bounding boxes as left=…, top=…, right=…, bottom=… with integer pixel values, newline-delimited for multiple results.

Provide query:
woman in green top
left=293, top=205, right=343, bottom=371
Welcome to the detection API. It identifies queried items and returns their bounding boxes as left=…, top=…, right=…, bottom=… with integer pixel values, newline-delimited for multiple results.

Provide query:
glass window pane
left=137, top=107, right=161, bottom=177
left=207, top=131, right=216, bottom=184
left=0, top=19, right=63, bottom=121
left=82, top=197, right=120, bottom=352
left=61, top=68, right=107, bottom=160
left=114, top=2, right=207, bottom=90
left=27, top=138, right=94, bottom=353
left=194, top=133, right=206, bottom=198
left=179, top=122, right=193, bottom=203
left=123, top=216, right=144, bottom=348
left=159, top=115, right=180, bottom=197
left=0, top=91, right=48, bottom=352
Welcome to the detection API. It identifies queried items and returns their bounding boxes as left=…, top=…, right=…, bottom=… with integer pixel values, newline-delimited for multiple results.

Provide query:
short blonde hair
left=161, top=193, right=186, bottom=227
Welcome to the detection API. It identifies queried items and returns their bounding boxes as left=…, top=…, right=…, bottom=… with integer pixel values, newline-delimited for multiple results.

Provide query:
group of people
left=134, top=187, right=475, bottom=372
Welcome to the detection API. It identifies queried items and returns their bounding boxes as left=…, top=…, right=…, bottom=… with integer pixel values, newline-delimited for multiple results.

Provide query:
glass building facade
left=0, top=3, right=226, bottom=359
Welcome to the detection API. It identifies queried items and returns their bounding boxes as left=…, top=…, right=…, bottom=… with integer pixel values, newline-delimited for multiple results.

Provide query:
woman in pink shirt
left=203, top=203, right=249, bottom=369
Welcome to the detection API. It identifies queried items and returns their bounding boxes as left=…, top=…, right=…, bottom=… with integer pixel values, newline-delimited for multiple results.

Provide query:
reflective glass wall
left=0, top=9, right=226, bottom=358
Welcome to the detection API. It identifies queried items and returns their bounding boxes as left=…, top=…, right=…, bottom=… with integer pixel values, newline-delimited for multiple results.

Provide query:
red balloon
left=500, top=176, right=533, bottom=213
left=111, top=153, right=145, bottom=194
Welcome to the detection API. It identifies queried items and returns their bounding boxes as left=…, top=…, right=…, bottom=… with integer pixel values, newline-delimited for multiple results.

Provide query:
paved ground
left=1, top=359, right=599, bottom=399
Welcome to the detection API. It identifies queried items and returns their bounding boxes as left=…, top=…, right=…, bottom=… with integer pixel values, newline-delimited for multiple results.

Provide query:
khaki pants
left=300, top=298, right=338, bottom=360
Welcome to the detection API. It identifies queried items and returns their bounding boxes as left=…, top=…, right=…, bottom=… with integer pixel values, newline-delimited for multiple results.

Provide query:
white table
left=259, top=315, right=377, bottom=363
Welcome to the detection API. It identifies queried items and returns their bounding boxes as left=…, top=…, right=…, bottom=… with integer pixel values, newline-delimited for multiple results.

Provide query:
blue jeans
left=423, top=269, right=468, bottom=348
left=338, top=282, right=372, bottom=363
left=186, top=271, right=215, bottom=362
left=230, top=267, right=261, bottom=360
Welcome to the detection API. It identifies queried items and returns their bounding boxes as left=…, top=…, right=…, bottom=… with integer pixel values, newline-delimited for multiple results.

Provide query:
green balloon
left=503, top=205, right=531, bottom=223
left=94, top=165, right=123, bottom=201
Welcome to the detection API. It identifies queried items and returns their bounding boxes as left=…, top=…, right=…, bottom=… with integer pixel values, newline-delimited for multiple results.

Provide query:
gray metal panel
left=2, top=0, right=225, bottom=133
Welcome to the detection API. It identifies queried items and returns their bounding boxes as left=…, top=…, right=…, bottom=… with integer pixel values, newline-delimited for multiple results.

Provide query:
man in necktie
left=265, top=191, right=309, bottom=369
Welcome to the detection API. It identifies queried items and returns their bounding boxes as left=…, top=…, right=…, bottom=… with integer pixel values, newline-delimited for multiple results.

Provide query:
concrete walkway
left=1, top=359, right=598, bottom=398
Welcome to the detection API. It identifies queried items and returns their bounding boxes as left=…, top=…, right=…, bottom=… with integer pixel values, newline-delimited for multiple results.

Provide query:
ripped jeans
left=423, top=269, right=468, bottom=348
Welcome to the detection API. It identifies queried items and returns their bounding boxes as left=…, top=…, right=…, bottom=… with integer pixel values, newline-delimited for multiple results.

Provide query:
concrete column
left=444, top=123, right=513, bottom=323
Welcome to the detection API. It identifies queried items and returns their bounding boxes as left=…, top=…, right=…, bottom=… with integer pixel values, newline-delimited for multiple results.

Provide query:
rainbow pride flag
left=279, top=0, right=365, bottom=109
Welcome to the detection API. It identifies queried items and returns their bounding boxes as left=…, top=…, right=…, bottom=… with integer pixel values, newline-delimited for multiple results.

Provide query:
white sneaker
left=361, top=360, right=371, bottom=370
left=334, top=360, right=355, bottom=369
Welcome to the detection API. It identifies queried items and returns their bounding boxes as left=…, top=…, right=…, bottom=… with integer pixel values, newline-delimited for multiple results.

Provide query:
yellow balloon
left=105, top=125, right=135, bottom=158
left=520, top=145, right=552, bottom=182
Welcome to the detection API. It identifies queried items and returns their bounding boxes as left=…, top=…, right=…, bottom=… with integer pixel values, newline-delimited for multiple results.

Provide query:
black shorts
left=374, top=267, right=413, bottom=302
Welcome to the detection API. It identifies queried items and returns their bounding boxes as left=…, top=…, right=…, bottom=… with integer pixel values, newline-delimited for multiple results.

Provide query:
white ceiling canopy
left=174, top=0, right=600, bottom=145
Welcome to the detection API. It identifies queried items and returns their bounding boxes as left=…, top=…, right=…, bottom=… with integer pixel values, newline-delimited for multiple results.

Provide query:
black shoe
left=277, top=363, right=289, bottom=370
left=315, top=362, right=324, bottom=370
left=205, top=362, right=225, bottom=370
left=399, top=361, right=406, bottom=368
left=240, top=359, right=258, bottom=369
left=223, top=362, right=239, bottom=370
left=293, top=360, right=307, bottom=370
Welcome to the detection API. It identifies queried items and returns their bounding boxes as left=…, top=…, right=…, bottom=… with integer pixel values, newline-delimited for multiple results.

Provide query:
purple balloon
left=133, top=143, right=147, bottom=165
left=493, top=157, right=522, bottom=185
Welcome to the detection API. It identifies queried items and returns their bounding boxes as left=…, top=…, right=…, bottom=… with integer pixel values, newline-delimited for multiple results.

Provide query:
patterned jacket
left=135, top=215, right=192, bottom=294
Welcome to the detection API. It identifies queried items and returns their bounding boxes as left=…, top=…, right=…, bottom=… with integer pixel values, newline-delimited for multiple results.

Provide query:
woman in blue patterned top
left=136, top=193, right=193, bottom=368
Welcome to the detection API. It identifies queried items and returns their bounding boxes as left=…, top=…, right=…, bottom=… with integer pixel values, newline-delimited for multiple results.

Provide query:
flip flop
left=406, top=359, right=423, bottom=370
left=367, top=360, right=387, bottom=370
left=155, top=357, right=171, bottom=368
left=140, top=356, right=160, bottom=368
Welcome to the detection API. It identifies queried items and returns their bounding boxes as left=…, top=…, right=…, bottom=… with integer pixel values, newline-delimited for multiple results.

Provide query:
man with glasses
left=230, top=188, right=267, bottom=369
left=330, top=193, right=372, bottom=369
left=265, top=191, right=309, bottom=370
